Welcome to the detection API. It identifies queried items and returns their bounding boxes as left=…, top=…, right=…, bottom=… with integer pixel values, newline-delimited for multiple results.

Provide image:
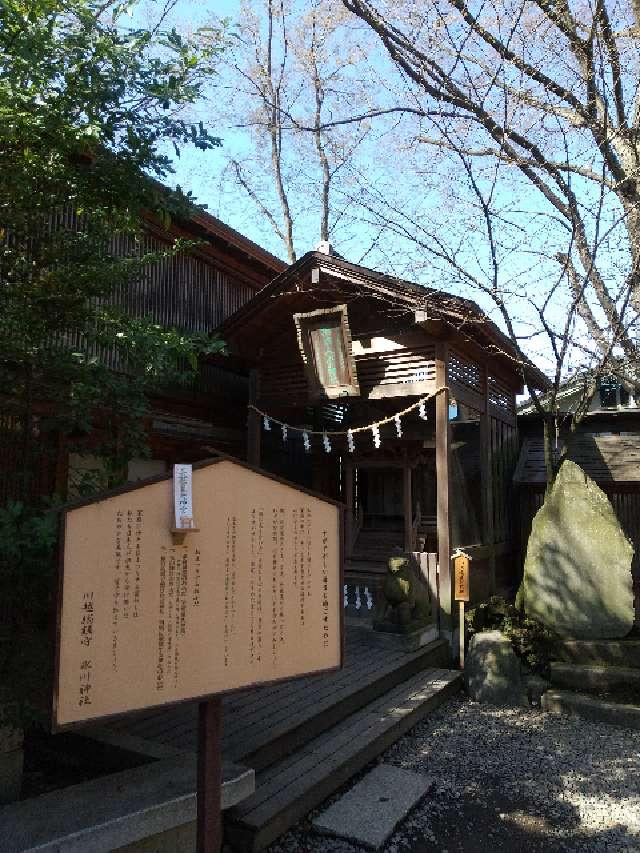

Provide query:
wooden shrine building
left=219, top=248, right=548, bottom=638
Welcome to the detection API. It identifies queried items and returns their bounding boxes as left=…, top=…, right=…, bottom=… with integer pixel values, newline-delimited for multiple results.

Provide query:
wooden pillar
left=197, top=697, right=222, bottom=853
left=480, top=365, right=496, bottom=592
left=435, top=343, right=453, bottom=643
left=345, top=463, right=354, bottom=557
left=247, top=369, right=261, bottom=466
left=403, top=453, right=413, bottom=552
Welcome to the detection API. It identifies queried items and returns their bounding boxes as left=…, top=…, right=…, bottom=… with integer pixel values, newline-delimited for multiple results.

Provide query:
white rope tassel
left=323, top=431, right=332, bottom=453
left=302, top=431, right=311, bottom=452
left=395, top=414, right=402, bottom=437
left=281, top=423, right=288, bottom=443
left=372, top=424, right=381, bottom=448
left=263, top=416, right=271, bottom=431
left=347, top=429, right=355, bottom=453
left=418, top=399, right=428, bottom=420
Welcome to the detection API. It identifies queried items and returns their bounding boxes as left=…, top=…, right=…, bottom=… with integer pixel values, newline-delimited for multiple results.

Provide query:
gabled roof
left=218, top=251, right=550, bottom=390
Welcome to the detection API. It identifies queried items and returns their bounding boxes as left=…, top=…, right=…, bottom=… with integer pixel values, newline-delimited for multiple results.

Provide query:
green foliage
left=0, top=500, right=60, bottom=726
left=0, top=1, right=228, bottom=722
left=466, top=595, right=558, bottom=675
left=0, top=0, right=227, bottom=488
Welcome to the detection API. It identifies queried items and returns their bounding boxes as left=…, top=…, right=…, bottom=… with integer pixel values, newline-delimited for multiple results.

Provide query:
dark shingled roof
left=219, top=251, right=549, bottom=390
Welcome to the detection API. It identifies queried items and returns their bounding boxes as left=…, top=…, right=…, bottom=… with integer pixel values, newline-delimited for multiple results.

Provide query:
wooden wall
left=1, top=209, right=279, bottom=505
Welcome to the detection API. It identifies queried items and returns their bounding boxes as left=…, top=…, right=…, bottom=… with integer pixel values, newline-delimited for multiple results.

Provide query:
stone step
left=553, top=639, right=640, bottom=668
left=550, top=662, right=640, bottom=691
left=0, top=756, right=253, bottom=853
left=542, top=689, right=640, bottom=730
left=225, top=668, right=462, bottom=852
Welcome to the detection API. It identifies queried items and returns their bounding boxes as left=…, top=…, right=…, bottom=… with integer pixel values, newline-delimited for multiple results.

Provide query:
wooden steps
left=225, top=638, right=451, bottom=771
left=350, top=527, right=403, bottom=564
left=225, top=668, right=462, bottom=851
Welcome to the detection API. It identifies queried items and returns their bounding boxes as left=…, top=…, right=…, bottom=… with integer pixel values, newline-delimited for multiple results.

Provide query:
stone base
left=465, top=630, right=528, bottom=707
left=371, top=624, right=439, bottom=652
left=542, top=689, right=640, bottom=729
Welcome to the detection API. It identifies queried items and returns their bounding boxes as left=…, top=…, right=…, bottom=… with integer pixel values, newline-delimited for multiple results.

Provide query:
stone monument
left=521, top=459, right=635, bottom=639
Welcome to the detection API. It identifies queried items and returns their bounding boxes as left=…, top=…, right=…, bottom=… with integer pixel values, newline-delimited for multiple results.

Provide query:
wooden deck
left=100, top=626, right=451, bottom=768
left=94, top=626, right=459, bottom=850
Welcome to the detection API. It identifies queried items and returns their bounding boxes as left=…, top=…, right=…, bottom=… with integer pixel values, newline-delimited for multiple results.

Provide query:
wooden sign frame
left=293, top=304, right=360, bottom=400
left=52, top=453, right=345, bottom=732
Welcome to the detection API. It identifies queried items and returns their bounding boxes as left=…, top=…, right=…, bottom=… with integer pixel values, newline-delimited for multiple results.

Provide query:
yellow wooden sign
left=453, top=553, right=470, bottom=602
left=54, top=457, right=342, bottom=729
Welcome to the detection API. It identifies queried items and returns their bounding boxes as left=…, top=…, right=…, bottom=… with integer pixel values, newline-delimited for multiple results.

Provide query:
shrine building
left=219, top=246, right=549, bottom=639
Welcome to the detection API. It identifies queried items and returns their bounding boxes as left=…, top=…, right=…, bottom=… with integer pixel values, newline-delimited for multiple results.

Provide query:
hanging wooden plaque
left=453, top=552, right=470, bottom=602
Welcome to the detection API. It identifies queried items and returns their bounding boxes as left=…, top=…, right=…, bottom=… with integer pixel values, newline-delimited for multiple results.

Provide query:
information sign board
left=54, top=457, right=342, bottom=729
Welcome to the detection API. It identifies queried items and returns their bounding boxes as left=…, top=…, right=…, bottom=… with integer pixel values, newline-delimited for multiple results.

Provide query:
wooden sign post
left=453, top=551, right=470, bottom=670
left=53, top=456, right=343, bottom=853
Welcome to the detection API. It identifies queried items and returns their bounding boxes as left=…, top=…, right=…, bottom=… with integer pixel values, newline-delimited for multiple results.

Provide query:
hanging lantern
left=323, top=431, right=332, bottom=453
left=372, top=424, right=381, bottom=448
left=263, top=416, right=271, bottom=431
left=418, top=399, right=428, bottom=420
left=281, top=423, right=288, bottom=443
left=347, top=429, right=355, bottom=453
left=302, top=431, right=311, bottom=452
left=394, top=414, right=402, bottom=437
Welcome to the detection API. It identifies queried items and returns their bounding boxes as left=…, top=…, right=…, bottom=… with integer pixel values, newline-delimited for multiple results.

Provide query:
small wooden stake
left=459, top=600, right=465, bottom=670
left=197, top=698, right=223, bottom=853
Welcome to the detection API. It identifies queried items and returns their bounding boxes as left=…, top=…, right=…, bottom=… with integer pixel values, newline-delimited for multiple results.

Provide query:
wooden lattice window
left=293, top=305, right=360, bottom=400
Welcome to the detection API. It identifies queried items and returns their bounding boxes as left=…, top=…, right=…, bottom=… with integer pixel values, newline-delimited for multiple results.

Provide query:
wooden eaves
left=217, top=250, right=550, bottom=391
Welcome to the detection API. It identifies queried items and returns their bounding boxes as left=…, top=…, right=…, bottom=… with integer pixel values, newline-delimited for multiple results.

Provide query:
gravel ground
left=266, top=697, right=640, bottom=853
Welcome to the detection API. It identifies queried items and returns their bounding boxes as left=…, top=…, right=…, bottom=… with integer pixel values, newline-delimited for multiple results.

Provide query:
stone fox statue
left=375, top=554, right=433, bottom=632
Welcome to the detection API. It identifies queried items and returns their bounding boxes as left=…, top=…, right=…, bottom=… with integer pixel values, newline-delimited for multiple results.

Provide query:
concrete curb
left=0, top=754, right=254, bottom=853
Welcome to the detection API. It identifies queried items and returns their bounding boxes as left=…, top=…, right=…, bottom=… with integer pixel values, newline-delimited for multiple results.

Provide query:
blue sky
left=123, top=0, right=626, bottom=380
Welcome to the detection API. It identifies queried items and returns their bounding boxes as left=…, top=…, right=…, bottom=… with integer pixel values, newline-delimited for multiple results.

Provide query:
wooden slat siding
left=355, top=344, right=437, bottom=394
left=488, top=374, right=517, bottom=426
left=514, top=434, right=640, bottom=486
left=490, top=418, right=518, bottom=546
left=611, top=491, right=640, bottom=609
left=448, top=349, right=482, bottom=396
left=258, top=345, right=437, bottom=405
left=47, top=209, right=259, bottom=377
left=258, top=363, right=309, bottom=402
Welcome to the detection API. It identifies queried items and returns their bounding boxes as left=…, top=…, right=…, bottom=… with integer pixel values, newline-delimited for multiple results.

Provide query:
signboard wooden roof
left=54, top=457, right=343, bottom=730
